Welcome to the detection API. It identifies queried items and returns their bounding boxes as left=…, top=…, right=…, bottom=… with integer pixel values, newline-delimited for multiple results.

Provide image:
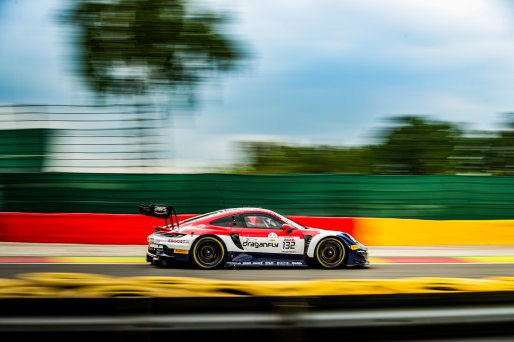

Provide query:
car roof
left=187, top=207, right=278, bottom=223
left=212, top=207, right=277, bottom=216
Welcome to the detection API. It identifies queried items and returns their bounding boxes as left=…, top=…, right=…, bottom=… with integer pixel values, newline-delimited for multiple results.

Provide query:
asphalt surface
left=1, top=242, right=514, bottom=280
left=2, top=242, right=514, bottom=257
left=1, top=262, right=514, bottom=280
left=1, top=243, right=513, bottom=342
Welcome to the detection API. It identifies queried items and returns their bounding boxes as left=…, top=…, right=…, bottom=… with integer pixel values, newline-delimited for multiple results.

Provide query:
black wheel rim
left=318, top=239, right=344, bottom=267
left=195, top=239, right=223, bottom=267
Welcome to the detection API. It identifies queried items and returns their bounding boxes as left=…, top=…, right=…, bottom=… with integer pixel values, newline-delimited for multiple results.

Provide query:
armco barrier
left=1, top=274, right=514, bottom=341
left=0, top=212, right=355, bottom=244
left=0, top=212, right=195, bottom=244
left=355, top=217, right=514, bottom=246
left=3, top=211, right=514, bottom=245
left=1, top=273, right=513, bottom=297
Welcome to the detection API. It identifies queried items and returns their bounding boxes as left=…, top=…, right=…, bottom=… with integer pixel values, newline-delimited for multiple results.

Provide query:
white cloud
left=6, top=0, right=514, bottom=170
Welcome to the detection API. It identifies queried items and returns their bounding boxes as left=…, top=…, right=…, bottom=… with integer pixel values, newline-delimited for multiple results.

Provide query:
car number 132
left=283, top=241, right=296, bottom=249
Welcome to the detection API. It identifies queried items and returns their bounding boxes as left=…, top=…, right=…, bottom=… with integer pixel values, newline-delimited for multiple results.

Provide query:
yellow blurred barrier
left=354, top=218, right=514, bottom=246
left=17, top=272, right=115, bottom=287
left=1, top=273, right=514, bottom=298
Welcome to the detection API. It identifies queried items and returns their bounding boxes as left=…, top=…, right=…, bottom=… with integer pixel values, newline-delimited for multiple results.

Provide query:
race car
left=140, top=204, right=369, bottom=269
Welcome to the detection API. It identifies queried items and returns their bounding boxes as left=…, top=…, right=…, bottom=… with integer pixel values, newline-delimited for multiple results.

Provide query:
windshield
left=278, top=214, right=308, bottom=230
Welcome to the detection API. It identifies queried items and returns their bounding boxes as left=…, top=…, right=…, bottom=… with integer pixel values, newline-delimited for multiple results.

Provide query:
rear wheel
left=314, top=237, right=347, bottom=269
left=191, top=236, right=226, bottom=269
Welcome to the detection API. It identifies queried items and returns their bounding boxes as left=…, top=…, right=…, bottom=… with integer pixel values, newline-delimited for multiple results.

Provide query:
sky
left=3, top=0, right=514, bottom=171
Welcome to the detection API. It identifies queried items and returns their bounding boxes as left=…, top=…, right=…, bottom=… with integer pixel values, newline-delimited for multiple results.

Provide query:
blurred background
left=2, top=0, right=514, bottom=219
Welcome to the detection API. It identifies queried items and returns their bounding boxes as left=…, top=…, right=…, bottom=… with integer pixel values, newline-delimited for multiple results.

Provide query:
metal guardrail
left=2, top=273, right=514, bottom=297
left=1, top=272, right=514, bottom=341
left=1, top=293, right=514, bottom=341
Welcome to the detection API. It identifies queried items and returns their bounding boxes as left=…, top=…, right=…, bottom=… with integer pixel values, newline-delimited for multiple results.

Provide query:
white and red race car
left=141, top=205, right=369, bottom=269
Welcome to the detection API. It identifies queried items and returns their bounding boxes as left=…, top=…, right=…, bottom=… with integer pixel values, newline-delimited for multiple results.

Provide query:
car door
left=235, top=213, right=305, bottom=256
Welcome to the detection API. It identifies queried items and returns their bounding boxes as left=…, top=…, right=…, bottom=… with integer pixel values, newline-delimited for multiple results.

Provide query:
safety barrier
left=4, top=172, right=514, bottom=220
left=354, top=217, right=514, bottom=246
left=3, top=211, right=514, bottom=245
left=0, top=212, right=193, bottom=244
left=0, top=212, right=355, bottom=244
left=1, top=272, right=514, bottom=298
left=1, top=274, right=514, bottom=341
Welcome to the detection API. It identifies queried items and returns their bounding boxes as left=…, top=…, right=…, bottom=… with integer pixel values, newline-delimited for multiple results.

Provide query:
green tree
left=62, top=0, right=248, bottom=99
left=59, top=0, right=249, bottom=168
left=485, top=113, right=514, bottom=175
left=235, top=141, right=376, bottom=174
left=374, top=116, right=462, bottom=174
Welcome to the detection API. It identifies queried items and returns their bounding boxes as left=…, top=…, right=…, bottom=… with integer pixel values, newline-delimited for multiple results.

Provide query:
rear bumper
left=147, top=246, right=189, bottom=264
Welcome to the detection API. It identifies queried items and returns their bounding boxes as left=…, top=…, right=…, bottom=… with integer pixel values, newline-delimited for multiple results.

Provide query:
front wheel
left=313, top=237, right=347, bottom=269
left=191, top=236, right=226, bottom=269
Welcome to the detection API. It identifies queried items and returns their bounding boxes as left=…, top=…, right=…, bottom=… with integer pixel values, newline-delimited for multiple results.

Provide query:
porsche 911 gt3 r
left=140, top=205, right=369, bottom=269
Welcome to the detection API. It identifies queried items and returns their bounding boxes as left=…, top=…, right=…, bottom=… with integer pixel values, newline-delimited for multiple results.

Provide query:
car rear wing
left=138, top=204, right=180, bottom=229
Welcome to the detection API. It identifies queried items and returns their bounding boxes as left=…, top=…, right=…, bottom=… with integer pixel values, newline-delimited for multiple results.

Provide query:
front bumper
left=347, top=248, right=370, bottom=267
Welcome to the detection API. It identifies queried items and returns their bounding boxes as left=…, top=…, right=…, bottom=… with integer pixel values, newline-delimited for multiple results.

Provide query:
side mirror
left=281, top=223, right=293, bottom=231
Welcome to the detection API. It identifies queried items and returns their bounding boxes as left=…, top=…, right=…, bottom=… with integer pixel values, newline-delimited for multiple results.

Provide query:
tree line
left=234, top=115, right=514, bottom=175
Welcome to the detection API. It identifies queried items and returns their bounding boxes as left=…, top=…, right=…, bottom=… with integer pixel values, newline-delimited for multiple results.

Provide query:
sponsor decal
left=242, top=239, right=279, bottom=248
left=167, top=238, right=188, bottom=244
left=173, top=249, right=189, bottom=254
left=267, top=232, right=278, bottom=241
left=153, top=206, right=168, bottom=215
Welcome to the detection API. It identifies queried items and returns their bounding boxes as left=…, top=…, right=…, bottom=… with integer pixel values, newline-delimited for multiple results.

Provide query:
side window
left=243, top=214, right=283, bottom=229
left=211, top=215, right=244, bottom=227
left=264, top=215, right=283, bottom=228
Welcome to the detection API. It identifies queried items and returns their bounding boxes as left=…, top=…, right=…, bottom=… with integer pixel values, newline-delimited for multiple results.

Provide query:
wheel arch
left=310, top=235, right=349, bottom=269
left=191, top=233, right=228, bottom=250
left=306, top=233, right=351, bottom=258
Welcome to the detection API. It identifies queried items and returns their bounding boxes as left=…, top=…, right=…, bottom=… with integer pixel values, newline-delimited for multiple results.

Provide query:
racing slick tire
left=312, top=237, right=348, bottom=269
left=190, top=236, right=226, bottom=269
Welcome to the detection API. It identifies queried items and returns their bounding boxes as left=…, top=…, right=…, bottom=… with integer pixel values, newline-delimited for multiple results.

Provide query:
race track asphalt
left=0, top=243, right=513, bottom=280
